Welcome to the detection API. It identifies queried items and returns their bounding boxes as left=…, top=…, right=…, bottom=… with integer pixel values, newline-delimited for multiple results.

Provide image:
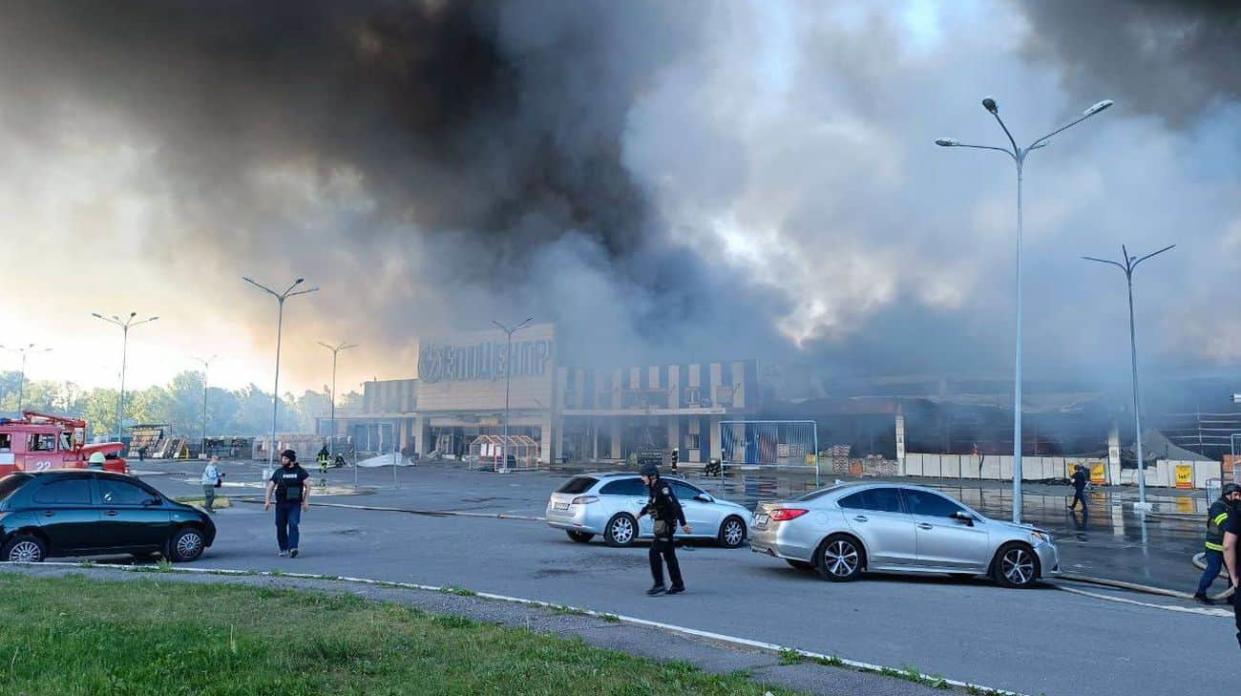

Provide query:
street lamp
left=193, top=354, right=217, bottom=451
left=317, top=340, right=357, bottom=458
left=936, top=96, right=1113, bottom=524
left=243, top=277, right=319, bottom=471
left=492, top=317, right=533, bottom=473
left=91, top=312, right=159, bottom=441
left=1083, top=244, right=1174, bottom=511
left=0, top=343, right=51, bottom=413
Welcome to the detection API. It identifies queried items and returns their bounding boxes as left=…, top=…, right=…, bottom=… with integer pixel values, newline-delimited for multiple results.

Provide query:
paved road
left=109, top=462, right=1238, bottom=695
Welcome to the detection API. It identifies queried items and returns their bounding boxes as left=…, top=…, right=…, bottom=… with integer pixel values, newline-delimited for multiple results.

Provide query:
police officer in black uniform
left=638, top=462, right=692, bottom=596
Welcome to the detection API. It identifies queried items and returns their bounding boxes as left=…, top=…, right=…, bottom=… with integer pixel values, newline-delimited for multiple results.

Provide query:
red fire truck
left=0, top=412, right=128, bottom=476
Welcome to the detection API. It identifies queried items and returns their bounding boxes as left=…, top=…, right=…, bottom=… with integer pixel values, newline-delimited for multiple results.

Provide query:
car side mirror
left=695, top=493, right=713, bottom=503
left=951, top=510, right=974, bottom=525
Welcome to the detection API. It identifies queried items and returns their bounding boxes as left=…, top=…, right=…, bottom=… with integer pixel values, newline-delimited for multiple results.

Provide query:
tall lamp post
left=317, top=341, right=357, bottom=458
left=91, top=312, right=159, bottom=442
left=1, top=343, right=51, bottom=413
left=1083, top=244, right=1174, bottom=511
left=936, top=96, right=1113, bottom=524
left=243, top=277, right=319, bottom=471
left=193, top=354, right=217, bottom=452
left=492, top=317, right=533, bottom=473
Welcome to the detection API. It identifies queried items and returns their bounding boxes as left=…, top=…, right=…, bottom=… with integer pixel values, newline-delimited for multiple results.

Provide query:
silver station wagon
left=750, top=482, right=1058, bottom=588
left=546, top=473, right=750, bottom=548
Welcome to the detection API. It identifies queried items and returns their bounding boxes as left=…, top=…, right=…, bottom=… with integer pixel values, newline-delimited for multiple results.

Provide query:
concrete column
left=415, top=416, right=432, bottom=456
left=667, top=417, right=681, bottom=458
left=610, top=418, right=622, bottom=460
left=540, top=417, right=553, bottom=464
left=1107, top=423, right=1120, bottom=485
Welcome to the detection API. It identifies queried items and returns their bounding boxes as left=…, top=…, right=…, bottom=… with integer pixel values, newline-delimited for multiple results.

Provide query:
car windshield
left=556, top=476, right=598, bottom=495
left=0, top=474, right=33, bottom=503
left=796, top=484, right=852, bottom=502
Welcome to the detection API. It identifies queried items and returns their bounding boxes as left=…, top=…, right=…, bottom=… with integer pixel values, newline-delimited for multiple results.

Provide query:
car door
left=668, top=479, right=715, bottom=537
left=901, top=488, right=991, bottom=571
left=839, top=487, right=918, bottom=568
left=95, top=477, right=171, bottom=550
left=599, top=477, right=653, bottom=537
left=31, top=476, right=101, bottom=553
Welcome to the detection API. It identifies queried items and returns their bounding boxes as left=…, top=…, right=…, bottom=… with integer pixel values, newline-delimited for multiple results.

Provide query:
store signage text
left=419, top=339, right=553, bottom=384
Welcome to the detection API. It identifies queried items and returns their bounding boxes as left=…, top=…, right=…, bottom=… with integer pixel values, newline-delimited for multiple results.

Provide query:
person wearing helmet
left=1195, top=483, right=1241, bottom=604
left=264, top=449, right=310, bottom=558
left=87, top=452, right=106, bottom=469
left=637, top=462, right=692, bottom=596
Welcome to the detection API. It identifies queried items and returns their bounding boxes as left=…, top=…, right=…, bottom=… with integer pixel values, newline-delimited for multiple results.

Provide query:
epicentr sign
left=418, top=339, right=554, bottom=384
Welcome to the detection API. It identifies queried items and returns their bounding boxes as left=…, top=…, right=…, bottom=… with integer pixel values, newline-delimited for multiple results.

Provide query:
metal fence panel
left=720, top=420, right=819, bottom=475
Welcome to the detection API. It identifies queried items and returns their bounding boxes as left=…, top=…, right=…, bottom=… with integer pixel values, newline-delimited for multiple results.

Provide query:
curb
left=3, top=560, right=1023, bottom=696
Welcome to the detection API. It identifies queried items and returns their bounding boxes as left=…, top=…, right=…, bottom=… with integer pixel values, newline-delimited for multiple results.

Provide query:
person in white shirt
left=201, top=456, right=224, bottom=513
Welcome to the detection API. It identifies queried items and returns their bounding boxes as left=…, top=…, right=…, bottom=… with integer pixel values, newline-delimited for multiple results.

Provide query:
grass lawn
left=0, top=573, right=801, bottom=695
left=173, top=495, right=232, bottom=509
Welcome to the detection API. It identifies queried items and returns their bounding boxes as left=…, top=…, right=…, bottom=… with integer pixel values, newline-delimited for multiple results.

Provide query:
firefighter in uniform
left=316, top=445, right=330, bottom=477
left=1195, top=483, right=1241, bottom=604
left=638, top=462, right=692, bottom=596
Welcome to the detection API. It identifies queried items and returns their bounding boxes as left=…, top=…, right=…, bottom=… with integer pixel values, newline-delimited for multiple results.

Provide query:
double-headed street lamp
left=936, top=96, right=1113, bottom=524
left=1, top=343, right=51, bottom=413
left=243, top=277, right=319, bottom=471
left=91, top=312, right=159, bottom=441
left=193, top=354, right=218, bottom=448
left=317, top=340, right=357, bottom=458
left=492, top=317, right=533, bottom=473
left=1083, top=244, right=1174, bottom=510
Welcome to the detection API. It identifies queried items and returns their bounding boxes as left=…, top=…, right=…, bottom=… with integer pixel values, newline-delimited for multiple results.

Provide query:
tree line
left=0, top=370, right=361, bottom=440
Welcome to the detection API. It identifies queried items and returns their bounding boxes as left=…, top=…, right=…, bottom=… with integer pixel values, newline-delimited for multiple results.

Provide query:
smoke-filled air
left=1, top=0, right=1239, bottom=397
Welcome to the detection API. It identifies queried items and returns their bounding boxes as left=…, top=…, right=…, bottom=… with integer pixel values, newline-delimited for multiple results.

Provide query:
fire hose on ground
left=1192, top=552, right=1236, bottom=601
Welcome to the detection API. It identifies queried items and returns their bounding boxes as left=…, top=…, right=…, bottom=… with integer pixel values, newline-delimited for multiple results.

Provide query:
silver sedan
left=545, top=473, right=750, bottom=548
left=749, top=482, right=1058, bottom=588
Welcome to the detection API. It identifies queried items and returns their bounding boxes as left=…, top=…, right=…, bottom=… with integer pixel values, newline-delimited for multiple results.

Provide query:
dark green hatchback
left=0, top=471, right=215, bottom=563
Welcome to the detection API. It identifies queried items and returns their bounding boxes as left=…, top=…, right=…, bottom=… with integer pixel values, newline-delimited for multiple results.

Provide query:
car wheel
left=169, top=527, right=206, bottom=563
left=566, top=530, right=594, bottom=544
left=992, top=542, right=1039, bottom=588
left=717, top=516, right=747, bottom=549
left=3, top=534, right=47, bottom=563
left=786, top=559, right=814, bottom=571
left=815, top=534, right=864, bottom=582
left=603, top=514, right=638, bottom=548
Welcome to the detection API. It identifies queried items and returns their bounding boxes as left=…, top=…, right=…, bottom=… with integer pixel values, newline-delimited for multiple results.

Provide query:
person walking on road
left=1196, top=483, right=1241, bottom=604
left=1067, top=465, right=1089, bottom=511
left=264, top=449, right=310, bottom=558
left=637, top=462, right=692, bottom=596
left=201, top=456, right=224, bottom=513
left=1222, top=500, right=1241, bottom=649
left=316, top=444, right=330, bottom=477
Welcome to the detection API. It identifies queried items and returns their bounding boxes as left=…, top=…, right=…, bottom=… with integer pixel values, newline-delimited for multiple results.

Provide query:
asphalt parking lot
left=92, top=460, right=1236, bottom=696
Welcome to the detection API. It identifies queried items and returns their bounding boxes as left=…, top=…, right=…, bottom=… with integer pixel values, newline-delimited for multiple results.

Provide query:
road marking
left=1055, top=585, right=1232, bottom=618
left=7, top=560, right=1024, bottom=696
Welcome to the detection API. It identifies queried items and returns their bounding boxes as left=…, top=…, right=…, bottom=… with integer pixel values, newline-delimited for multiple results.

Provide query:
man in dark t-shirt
left=1223, top=508, right=1241, bottom=650
left=264, top=449, right=311, bottom=557
left=1067, top=465, right=1089, bottom=511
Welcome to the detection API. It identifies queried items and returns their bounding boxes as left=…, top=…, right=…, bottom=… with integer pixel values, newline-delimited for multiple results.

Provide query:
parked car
left=546, top=473, right=750, bottom=548
left=0, top=470, right=216, bottom=563
left=749, top=482, right=1057, bottom=588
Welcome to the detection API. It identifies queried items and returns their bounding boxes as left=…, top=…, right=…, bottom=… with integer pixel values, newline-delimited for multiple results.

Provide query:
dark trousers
left=202, top=485, right=216, bottom=511
left=1234, top=591, right=1241, bottom=650
left=649, top=531, right=684, bottom=589
left=275, top=502, right=302, bottom=551
left=1197, top=550, right=1224, bottom=595
left=1069, top=489, right=1087, bottom=510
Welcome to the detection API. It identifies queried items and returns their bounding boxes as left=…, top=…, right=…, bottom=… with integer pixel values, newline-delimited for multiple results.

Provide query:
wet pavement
left=141, top=458, right=1213, bottom=593
left=680, top=469, right=1210, bottom=593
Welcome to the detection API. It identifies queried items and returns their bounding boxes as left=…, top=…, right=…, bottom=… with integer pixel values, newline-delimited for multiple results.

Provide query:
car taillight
left=571, top=495, right=599, bottom=505
left=769, top=508, right=809, bottom=522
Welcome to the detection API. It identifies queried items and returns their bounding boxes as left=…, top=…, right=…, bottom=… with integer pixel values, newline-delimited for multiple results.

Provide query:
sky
left=1, top=0, right=1238, bottom=399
